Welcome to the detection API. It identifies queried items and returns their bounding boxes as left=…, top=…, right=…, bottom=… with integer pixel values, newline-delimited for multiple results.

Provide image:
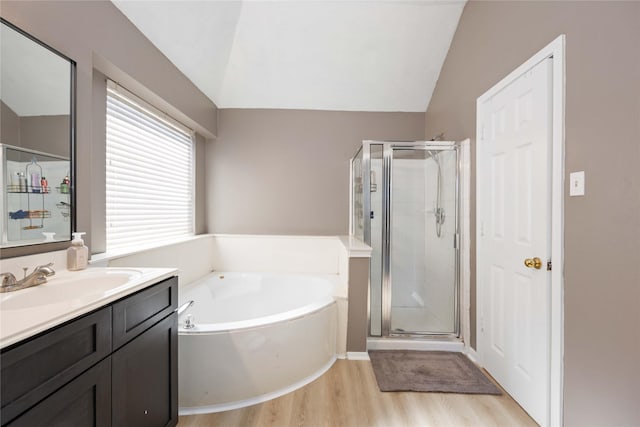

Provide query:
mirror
left=0, top=18, right=75, bottom=257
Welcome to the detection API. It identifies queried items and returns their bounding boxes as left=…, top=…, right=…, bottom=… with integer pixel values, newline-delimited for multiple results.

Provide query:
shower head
left=430, top=132, right=445, bottom=141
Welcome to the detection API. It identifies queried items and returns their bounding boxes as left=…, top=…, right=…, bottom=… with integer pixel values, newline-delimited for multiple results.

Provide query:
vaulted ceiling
left=112, top=1, right=465, bottom=112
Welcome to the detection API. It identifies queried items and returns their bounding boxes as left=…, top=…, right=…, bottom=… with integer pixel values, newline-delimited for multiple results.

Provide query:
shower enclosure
left=351, top=141, right=460, bottom=338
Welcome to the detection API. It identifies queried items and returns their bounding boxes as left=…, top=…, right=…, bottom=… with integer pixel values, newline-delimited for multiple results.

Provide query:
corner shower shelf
left=2, top=144, right=71, bottom=244
left=6, top=186, right=53, bottom=194
left=8, top=209, right=51, bottom=230
left=9, top=210, right=51, bottom=220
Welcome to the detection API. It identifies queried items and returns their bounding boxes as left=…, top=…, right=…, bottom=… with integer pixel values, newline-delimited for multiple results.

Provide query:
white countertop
left=338, top=235, right=372, bottom=258
left=0, top=267, right=177, bottom=349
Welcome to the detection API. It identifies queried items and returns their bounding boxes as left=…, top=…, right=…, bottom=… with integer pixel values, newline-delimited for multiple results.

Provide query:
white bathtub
left=177, top=272, right=338, bottom=414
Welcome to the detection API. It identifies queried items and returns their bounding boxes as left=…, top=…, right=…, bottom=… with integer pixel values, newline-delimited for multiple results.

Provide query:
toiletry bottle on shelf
left=9, top=172, right=17, bottom=192
left=41, top=176, right=48, bottom=193
left=67, top=232, right=88, bottom=271
left=60, top=176, right=70, bottom=194
left=31, top=172, right=41, bottom=193
left=18, top=172, right=27, bottom=192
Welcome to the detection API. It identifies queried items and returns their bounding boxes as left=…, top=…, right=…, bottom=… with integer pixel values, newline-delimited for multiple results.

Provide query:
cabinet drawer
left=1, top=307, right=111, bottom=424
left=5, top=357, right=112, bottom=427
left=112, top=276, right=177, bottom=350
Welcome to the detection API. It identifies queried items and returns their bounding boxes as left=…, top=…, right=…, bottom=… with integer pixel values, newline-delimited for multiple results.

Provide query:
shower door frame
left=360, top=140, right=461, bottom=339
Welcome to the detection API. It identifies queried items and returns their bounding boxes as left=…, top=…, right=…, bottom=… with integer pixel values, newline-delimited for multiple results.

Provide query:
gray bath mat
left=368, top=350, right=502, bottom=395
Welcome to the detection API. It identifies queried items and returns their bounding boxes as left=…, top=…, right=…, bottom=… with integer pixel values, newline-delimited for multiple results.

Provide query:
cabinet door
left=5, top=357, right=111, bottom=427
left=112, top=313, right=178, bottom=427
left=1, top=307, right=111, bottom=423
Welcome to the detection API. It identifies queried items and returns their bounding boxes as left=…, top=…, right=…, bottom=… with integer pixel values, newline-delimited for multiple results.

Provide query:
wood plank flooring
left=178, top=359, right=537, bottom=427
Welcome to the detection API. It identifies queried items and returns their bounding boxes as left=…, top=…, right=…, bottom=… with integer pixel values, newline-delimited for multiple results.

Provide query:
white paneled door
left=477, top=58, right=552, bottom=426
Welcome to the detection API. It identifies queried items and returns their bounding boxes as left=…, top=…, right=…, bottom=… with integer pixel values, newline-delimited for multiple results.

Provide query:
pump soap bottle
left=67, top=232, right=88, bottom=271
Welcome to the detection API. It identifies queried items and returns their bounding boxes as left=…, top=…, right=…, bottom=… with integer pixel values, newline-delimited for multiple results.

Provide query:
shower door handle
left=524, top=257, right=542, bottom=269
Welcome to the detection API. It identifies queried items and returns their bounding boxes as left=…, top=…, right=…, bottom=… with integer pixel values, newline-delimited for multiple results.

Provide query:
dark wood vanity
left=0, top=276, right=178, bottom=427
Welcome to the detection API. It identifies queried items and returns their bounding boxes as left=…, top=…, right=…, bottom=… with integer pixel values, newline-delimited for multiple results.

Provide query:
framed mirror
left=0, top=18, right=76, bottom=258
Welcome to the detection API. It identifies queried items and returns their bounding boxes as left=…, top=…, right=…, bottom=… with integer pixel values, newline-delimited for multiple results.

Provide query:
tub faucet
left=0, top=263, right=55, bottom=293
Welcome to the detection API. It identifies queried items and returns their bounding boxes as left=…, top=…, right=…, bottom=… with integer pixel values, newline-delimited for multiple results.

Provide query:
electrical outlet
left=569, top=171, right=585, bottom=196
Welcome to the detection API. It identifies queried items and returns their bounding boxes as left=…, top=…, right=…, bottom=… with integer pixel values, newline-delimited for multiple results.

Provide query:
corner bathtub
left=178, top=272, right=337, bottom=414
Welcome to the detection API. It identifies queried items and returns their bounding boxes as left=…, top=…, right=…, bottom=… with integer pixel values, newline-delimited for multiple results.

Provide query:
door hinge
left=454, top=233, right=460, bottom=250
left=547, top=261, right=552, bottom=271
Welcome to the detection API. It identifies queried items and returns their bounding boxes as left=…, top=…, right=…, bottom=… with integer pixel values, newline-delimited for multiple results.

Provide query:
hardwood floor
left=178, top=359, right=537, bottom=427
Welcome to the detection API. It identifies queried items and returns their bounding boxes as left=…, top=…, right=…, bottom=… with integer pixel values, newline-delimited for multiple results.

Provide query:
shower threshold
left=367, top=336, right=463, bottom=352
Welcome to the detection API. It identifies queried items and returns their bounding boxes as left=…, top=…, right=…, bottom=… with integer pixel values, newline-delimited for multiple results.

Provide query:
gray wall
left=1, top=1, right=217, bottom=252
left=424, top=1, right=640, bottom=425
left=209, top=109, right=425, bottom=235
left=194, top=133, right=207, bottom=235
left=346, top=257, right=370, bottom=352
left=1, top=101, right=69, bottom=157
left=1, top=101, right=20, bottom=145
left=20, top=115, right=69, bottom=158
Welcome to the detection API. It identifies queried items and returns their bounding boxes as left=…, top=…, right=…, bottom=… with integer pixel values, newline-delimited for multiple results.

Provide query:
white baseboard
left=346, top=351, right=370, bottom=361
left=463, top=345, right=480, bottom=366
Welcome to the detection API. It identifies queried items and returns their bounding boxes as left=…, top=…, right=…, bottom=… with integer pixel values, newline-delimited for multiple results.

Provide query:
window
left=106, top=81, right=194, bottom=253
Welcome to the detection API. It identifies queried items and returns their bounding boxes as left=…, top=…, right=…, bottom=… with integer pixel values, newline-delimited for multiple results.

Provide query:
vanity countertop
left=0, top=267, right=177, bottom=349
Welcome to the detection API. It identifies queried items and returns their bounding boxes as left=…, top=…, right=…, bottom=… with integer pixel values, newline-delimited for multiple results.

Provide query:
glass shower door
left=388, top=147, right=458, bottom=335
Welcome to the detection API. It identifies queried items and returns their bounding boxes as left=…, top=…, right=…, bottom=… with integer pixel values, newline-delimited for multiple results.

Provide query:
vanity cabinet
left=0, top=276, right=178, bottom=427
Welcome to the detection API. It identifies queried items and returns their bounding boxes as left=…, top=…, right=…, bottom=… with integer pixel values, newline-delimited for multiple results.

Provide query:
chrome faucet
left=0, top=263, right=56, bottom=293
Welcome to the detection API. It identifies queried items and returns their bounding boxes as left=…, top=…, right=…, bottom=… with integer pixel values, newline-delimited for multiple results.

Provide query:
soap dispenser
left=67, top=232, right=88, bottom=271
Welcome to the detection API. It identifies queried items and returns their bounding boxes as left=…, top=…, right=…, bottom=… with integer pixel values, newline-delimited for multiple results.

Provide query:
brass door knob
left=524, top=257, right=542, bottom=269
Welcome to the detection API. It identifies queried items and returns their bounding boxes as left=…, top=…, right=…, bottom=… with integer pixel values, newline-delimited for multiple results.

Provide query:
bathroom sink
left=0, top=266, right=177, bottom=349
left=0, top=268, right=143, bottom=311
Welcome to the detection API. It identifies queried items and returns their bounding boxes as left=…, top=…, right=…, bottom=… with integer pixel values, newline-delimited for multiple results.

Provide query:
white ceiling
left=112, top=0, right=465, bottom=113
left=1, top=23, right=71, bottom=116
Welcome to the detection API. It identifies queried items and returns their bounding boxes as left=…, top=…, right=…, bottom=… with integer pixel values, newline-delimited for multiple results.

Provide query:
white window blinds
left=106, top=82, right=194, bottom=252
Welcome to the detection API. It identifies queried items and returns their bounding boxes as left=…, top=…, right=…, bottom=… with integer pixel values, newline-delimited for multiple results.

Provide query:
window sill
left=90, top=234, right=212, bottom=265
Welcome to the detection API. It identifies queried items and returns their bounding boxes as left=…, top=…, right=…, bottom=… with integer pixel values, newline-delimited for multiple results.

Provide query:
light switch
left=569, top=171, right=585, bottom=196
